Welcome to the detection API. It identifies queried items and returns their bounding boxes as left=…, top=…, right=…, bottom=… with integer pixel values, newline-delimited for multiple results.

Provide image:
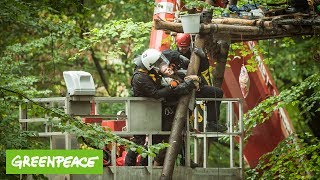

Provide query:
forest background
left=0, top=0, right=319, bottom=179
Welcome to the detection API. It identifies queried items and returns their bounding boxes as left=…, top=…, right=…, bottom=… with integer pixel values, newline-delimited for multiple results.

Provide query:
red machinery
left=149, top=0, right=178, bottom=50
left=224, top=41, right=294, bottom=166
left=150, top=0, right=294, bottom=167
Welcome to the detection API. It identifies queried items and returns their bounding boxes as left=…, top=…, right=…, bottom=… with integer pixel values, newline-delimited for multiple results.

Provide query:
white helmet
left=141, top=49, right=169, bottom=70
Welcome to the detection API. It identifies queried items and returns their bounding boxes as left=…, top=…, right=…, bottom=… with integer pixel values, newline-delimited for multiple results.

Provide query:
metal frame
left=19, top=97, right=244, bottom=179
left=186, top=98, right=244, bottom=178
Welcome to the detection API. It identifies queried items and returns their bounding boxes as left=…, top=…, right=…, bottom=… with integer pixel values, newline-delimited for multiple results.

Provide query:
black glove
left=173, top=79, right=195, bottom=95
left=157, top=86, right=174, bottom=98
left=179, top=55, right=190, bottom=65
left=194, top=48, right=206, bottom=59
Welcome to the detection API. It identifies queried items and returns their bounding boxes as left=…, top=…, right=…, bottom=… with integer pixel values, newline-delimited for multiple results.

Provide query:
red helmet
left=175, top=33, right=191, bottom=47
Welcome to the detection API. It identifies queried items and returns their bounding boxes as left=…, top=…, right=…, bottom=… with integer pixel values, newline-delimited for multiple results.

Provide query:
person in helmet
left=159, top=56, right=225, bottom=133
left=162, top=34, right=226, bottom=133
left=124, top=48, right=199, bottom=166
left=176, top=33, right=192, bottom=58
left=163, top=33, right=211, bottom=85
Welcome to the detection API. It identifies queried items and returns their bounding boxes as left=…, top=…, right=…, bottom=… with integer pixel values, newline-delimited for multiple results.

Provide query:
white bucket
left=180, top=13, right=201, bottom=34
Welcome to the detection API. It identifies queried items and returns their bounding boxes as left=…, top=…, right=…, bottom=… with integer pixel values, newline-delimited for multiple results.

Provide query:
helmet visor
left=152, top=54, right=170, bottom=71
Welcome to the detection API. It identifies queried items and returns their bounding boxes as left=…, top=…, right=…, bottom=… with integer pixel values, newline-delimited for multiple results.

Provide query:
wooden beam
left=154, top=18, right=320, bottom=41
left=272, top=18, right=320, bottom=26
left=212, top=18, right=273, bottom=27
left=231, top=32, right=319, bottom=42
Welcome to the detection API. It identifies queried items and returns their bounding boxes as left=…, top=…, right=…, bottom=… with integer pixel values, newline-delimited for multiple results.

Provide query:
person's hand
left=185, top=75, right=201, bottom=91
left=194, top=48, right=206, bottom=59
left=173, top=79, right=195, bottom=95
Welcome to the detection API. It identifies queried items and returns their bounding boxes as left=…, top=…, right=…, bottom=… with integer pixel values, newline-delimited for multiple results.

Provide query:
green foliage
left=84, top=19, right=152, bottom=96
left=212, top=7, right=229, bottom=18
left=0, top=1, right=159, bottom=178
left=259, top=37, right=320, bottom=89
left=246, top=133, right=320, bottom=179
left=54, top=117, right=170, bottom=158
left=1, top=0, right=154, bottom=97
left=259, top=37, right=320, bottom=134
left=244, top=73, right=320, bottom=141
left=183, top=0, right=213, bottom=11
left=0, top=52, right=50, bottom=179
left=1, top=0, right=320, bottom=179
left=229, top=42, right=258, bottom=72
left=181, top=0, right=226, bottom=17
left=86, top=19, right=152, bottom=58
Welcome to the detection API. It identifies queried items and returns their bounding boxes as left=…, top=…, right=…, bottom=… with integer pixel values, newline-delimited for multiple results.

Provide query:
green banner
left=6, top=150, right=103, bottom=174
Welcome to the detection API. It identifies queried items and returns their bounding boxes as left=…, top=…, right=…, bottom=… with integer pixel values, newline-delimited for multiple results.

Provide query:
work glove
left=179, top=55, right=190, bottom=67
left=173, top=79, right=195, bottom=95
left=185, top=75, right=201, bottom=91
left=194, top=48, right=206, bottom=59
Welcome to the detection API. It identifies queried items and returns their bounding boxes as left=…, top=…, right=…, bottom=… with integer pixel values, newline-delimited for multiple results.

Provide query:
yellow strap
left=138, top=68, right=157, bottom=82
left=149, top=74, right=157, bottom=82
left=137, top=68, right=148, bottom=74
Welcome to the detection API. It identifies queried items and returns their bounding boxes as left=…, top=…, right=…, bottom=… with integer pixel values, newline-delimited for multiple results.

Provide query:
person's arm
left=132, top=73, right=173, bottom=99
left=132, top=72, right=199, bottom=98
left=194, top=47, right=210, bottom=73
left=163, top=49, right=189, bottom=70
left=179, top=54, right=190, bottom=65
left=173, top=79, right=196, bottom=95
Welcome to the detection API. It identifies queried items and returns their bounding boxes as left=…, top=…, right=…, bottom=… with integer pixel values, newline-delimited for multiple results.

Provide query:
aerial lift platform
left=19, top=71, right=244, bottom=180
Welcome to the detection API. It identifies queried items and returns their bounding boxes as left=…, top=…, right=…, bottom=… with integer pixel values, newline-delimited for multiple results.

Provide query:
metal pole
left=126, top=100, right=131, bottom=132
left=228, top=102, right=235, bottom=168
left=194, top=105, right=198, bottom=164
left=186, top=111, right=191, bottom=167
left=203, top=102, right=207, bottom=168
left=239, top=99, right=244, bottom=179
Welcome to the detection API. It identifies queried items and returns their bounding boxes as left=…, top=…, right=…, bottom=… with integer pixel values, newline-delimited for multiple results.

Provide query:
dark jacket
left=131, top=67, right=173, bottom=99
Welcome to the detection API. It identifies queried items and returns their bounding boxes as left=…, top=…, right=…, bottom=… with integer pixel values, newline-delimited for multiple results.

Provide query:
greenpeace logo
left=11, top=155, right=99, bottom=169
left=6, top=150, right=102, bottom=174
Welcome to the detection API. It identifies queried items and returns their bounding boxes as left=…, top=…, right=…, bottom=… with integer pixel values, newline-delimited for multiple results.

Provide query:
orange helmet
left=175, top=33, right=191, bottom=47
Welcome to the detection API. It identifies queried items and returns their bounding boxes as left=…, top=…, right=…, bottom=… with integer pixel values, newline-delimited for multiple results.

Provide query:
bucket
left=180, top=13, right=201, bottom=34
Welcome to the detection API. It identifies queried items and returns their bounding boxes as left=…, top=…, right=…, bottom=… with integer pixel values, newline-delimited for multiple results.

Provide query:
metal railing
left=19, top=96, right=244, bottom=179
left=186, top=98, right=244, bottom=178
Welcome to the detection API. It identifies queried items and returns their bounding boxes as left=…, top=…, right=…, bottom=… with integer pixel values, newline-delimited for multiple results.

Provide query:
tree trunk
left=90, top=48, right=110, bottom=96
left=213, top=41, right=230, bottom=88
left=212, top=18, right=273, bottom=27
left=154, top=19, right=320, bottom=41
left=160, top=34, right=206, bottom=180
left=77, top=0, right=110, bottom=96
